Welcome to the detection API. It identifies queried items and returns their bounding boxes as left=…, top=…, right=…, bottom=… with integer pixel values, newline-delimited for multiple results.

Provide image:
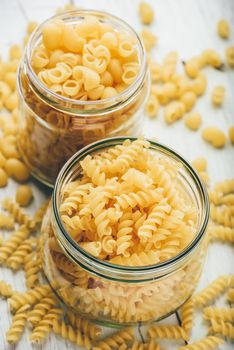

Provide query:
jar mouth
left=25, top=9, right=147, bottom=113
left=53, top=137, right=210, bottom=279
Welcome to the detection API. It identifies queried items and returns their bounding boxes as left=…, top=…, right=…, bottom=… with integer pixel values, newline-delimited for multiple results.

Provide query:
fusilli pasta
left=6, top=304, right=30, bottom=344
left=148, top=325, right=189, bottom=341
left=179, top=336, right=224, bottom=350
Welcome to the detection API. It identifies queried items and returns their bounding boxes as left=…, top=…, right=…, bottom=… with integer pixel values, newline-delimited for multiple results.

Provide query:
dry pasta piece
left=148, top=325, right=189, bottom=341
left=214, top=179, right=234, bottom=194
left=30, top=308, right=63, bottom=344
left=139, top=1, right=154, bottom=25
left=184, top=112, right=202, bottom=131
left=164, top=101, right=185, bottom=124
left=5, top=158, right=30, bottom=181
left=145, top=94, right=160, bottom=118
left=6, top=238, right=34, bottom=270
left=53, top=319, right=92, bottom=348
left=226, top=46, right=234, bottom=68
left=201, top=49, right=222, bottom=68
left=210, top=204, right=234, bottom=228
left=180, top=91, right=197, bottom=112
left=184, top=57, right=201, bottom=79
left=192, top=157, right=207, bottom=172
left=193, top=275, right=232, bottom=307
left=229, top=126, right=234, bottom=145
left=0, top=212, right=14, bottom=229
left=24, top=251, right=41, bottom=289
left=217, top=19, right=230, bottom=39
left=227, top=289, right=234, bottom=302
left=202, top=127, right=226, bottom=148
left=141, top=29, right=157, bottom=52
left=203, top=307, right=234, bottom=322
left=0, top=226, right=29, bottom=264
left=209, top=319, right=234, bottom=339
left=6, top=304, right=30, bottom=344
left=208, top=226, right=234, bottom=243
left=180, top=298, right=194, bottom=334
left=9, top=284, right=52, bottom=313
left=179, top=336, right=224, bottom=350
left=0, top=280, right=13, bottom=298
left=211, top=85, right=225, bottom=107
left=16, top=185, right=33, bottom=207
left=94, top=328, right=134, bottom=350
left=2, top=198, right=33, bottom=229
left=0, top=168, right=8, bottom=187
left=28, top=296, right=58, bottom=327
left=67, top=310, right=102, bottom=340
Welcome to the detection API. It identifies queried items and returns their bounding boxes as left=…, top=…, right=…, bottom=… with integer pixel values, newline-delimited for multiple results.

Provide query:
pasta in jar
left=17, top=10, right=149, bottom=186
left=40, top=137, right=209, bottom=326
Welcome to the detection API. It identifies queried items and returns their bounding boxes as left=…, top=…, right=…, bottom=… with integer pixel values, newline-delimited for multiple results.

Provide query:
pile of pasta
left=60, top=138, right=197, bottom=263
left=32, top=15, right=140, bottom=100
left=142, top=2, right=234, bottom=149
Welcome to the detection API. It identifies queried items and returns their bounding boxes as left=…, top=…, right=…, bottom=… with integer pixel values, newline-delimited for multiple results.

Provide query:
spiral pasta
left=6, top=238, right=34, bottom=270
left=28, top=296, right=58, bottom=326
left=181, top=298, right=194, bottom=334
left=0, top=226, right=29, bottom=264
left=9, top=284, right=52, bottom=313
left=148, top=325, right=189, bottom=341
left=209, top=319, right=234, bottom=339
left=53, top=319, right=92, bottom=348
left=0, top=212, right=14, bottom=229
left=30, top=308, right=63, bottom=344
left=214, top=179, right=234, bottom=195
left=179, top=336, right=224, bottom=350
left=0, top=280, right=13, bottom=298
left=2, top=198, right=33, bottom=229
left=208, top=225, right=234, bottom=243
left=93, top=328, right=134, bottom=350
left=203, top=307, right=234, bottom=322
left=24, top=251, right=41, bottom=288
left=193, top=275, right=232, bottom=306
left=210, top=204, right=234, bottom=228
left=66, top=310, right=102, bottom=340
left=6, top=304, right=30, bottom=344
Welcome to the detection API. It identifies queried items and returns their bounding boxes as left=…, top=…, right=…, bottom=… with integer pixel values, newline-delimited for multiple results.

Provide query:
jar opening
left=25, top=9, right=147, bottom=114
left=52, top=137, right=210, bottom=280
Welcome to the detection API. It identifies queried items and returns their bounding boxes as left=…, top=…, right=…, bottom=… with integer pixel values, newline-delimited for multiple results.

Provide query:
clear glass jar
left=17, top=10, right=149, bottom=187
left=40, top=137, right=210, bottom=326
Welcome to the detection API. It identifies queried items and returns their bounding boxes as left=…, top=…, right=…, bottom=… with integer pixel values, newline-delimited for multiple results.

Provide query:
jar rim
left=25, top=9, right=147, bottom=113
left=52, top=136, right=210, bottom=279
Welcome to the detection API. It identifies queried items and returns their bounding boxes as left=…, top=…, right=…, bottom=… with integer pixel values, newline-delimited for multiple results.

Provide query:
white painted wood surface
left=0, top=0, right=234, bottom=349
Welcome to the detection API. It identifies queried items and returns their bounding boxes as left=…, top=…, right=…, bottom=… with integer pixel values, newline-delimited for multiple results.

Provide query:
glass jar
left=17, top=10, right=149, bottom=187
left=40, top=137, right=209, bottom=327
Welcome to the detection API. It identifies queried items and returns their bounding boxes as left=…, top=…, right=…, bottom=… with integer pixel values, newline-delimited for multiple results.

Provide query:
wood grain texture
left=0, top=0, right=233, bottom=349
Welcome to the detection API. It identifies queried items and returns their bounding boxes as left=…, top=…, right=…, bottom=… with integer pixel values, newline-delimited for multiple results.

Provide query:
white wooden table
left=0, top=0, right=234, bottom=349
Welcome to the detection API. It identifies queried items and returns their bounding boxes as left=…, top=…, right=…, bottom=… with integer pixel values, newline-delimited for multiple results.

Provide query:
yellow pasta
left=211, top=85, right=225, bottom=107
left=209, top=319, right=234, bottom=339
left=229, top=126, right=234, bottom=145
left=6, top=304, right=30, bottom=344
left=0, top=212, right=14, bottom=229
left=202, top=127, right=226, bottom=148
left=2, top=198, right=33, bottom=229
left=53, top=319, right=92, bottom=348
left=9, top=284, right=52, bottom=313
left=217, top=19, right=230, bottom=39
left=193, top=275, right=232, bottom=306
left=192, top=157, right=207, bottom=173
left=208, top=226, right=234, bottom=243
left=139, top=1, right=154, bottom=25
left=226, top=46, right=234, bottom=68
left=16, top=185, right=33, bottom=207
left=210, top=204, right=234, bottom=228
left=184, top=112, right=202, bottom=131
left=6, top=238, right=34, bottom=270
left=67, top=310, right=102, bottom=340
left=179, top=336, right=224, bottom=350
left=24, top=251, right=41, bottom=289
left=0, top=280, right=13, bottom=298
left=227, top=288, right=234, bottom=302
left=203, top=307, right=234, bottom=322
left=181, top=298, right=194, bottom=334
left=148, top=325, right=189, bottom=341
left=5, top=158, right=30, bottom=181
left=0, top=227, right=29, bottom=264
left=28, top=296, right=58, bottom=327
left=94, top=328, right=134, bottom=349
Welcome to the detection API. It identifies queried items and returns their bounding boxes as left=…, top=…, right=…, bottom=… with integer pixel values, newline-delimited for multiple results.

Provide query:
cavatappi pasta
left=18, top=10, right=149, bottom=185
left=41, top=138, right=209, bottom=324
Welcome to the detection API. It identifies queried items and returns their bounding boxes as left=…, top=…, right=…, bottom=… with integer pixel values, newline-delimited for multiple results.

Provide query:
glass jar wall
left=40, top=137, right=209, bottom=326
left=17, top=10, right=149, bottom=187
